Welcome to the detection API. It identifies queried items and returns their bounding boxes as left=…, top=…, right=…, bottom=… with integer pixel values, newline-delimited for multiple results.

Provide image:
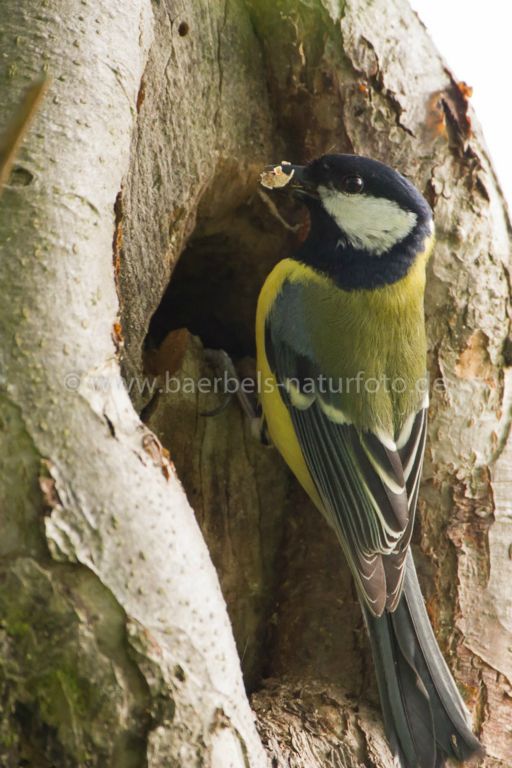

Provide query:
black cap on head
left=303, top=154, right=432, bottom=221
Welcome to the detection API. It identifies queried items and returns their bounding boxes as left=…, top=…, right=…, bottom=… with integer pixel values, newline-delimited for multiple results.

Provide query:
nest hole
left=146, top=189, right=300, bottom=361
left=148, top=234, right=257, bottom=358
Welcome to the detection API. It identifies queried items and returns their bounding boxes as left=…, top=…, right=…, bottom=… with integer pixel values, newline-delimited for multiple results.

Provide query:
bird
left=256, top=154, right=482, bottom=768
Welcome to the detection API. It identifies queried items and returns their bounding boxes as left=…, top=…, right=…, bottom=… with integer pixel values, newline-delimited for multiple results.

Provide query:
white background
left=410, top=0, right=511, bottom=209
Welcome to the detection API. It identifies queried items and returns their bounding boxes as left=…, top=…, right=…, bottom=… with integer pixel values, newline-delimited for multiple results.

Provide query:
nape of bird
left=256, top=154, right=482, bottom=768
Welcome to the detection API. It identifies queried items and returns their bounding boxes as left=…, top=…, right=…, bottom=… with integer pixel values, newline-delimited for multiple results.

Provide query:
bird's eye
left=340, top=175, right=364, bottom=194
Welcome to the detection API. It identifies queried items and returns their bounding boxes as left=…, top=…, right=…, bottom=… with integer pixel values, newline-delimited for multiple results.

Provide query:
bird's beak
left=285, top=165, right=318, bottom=197
left=260, top=162, right=318, bottom=198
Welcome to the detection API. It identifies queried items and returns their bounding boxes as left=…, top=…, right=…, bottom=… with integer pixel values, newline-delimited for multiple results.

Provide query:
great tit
left=256, top=154, right=482, bottom=768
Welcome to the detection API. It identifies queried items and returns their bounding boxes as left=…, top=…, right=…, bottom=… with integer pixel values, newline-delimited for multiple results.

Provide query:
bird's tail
left=363, top=552, right=483, bottom=768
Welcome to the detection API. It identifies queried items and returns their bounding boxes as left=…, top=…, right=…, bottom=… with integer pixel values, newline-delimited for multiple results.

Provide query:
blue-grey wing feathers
left=265, top=281, right=427, bottom=615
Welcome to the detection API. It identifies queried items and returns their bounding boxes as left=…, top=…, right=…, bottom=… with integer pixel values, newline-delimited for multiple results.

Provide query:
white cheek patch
left=319, top=187, right=417, bottom=255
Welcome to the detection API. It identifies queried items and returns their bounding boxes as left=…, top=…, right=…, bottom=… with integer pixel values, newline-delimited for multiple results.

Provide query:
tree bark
left=0, top=2, right=265, bottom=766
left=1, top=1, right=510, bottom=767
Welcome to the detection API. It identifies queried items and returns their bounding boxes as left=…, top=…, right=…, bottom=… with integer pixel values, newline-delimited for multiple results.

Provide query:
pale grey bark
left=1, top=0, right=511, bottom=766
left=0, top=1, right=266, bottom=766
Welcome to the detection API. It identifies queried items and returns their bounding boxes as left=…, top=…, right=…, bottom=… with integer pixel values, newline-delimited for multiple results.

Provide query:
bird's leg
left=201, top=349, right=257, bottom=419
left=201, top=349, right=270, bottom=445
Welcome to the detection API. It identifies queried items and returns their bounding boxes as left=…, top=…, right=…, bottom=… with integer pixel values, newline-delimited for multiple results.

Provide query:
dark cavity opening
left=146, top=186, right=300, bottom=360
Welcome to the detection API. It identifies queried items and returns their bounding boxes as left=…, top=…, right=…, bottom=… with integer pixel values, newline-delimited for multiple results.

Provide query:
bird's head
left=261, top=154, right=434, bottom=289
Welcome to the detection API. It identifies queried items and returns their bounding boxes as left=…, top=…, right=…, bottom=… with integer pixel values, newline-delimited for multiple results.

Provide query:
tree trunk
left=0, top=1, right=510, bottom=767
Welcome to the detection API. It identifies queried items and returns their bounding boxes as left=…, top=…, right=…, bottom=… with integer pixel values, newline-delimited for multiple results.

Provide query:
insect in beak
left=260, top=162, right=318, bottom=198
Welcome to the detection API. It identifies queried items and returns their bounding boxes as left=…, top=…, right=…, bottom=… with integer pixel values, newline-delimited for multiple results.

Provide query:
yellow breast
left=255, top=236, right=434, bottom=499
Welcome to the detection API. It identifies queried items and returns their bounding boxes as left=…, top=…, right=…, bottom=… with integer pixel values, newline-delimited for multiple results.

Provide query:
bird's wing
left=265, top=279, right=428, bottom=616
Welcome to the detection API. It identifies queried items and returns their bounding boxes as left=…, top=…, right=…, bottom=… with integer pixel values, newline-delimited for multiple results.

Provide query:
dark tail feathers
left=364, top=552, right=483, bottom=768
